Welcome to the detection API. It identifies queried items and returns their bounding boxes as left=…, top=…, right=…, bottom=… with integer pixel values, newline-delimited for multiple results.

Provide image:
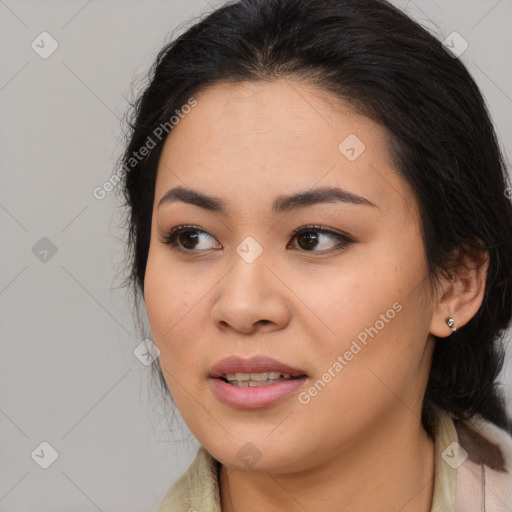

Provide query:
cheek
left=306, top=259, right=406, bottom=350
left=143, top=253, right=199, bottom=369
left=306, top=232, right=431, bottom=381
left=144, top=246, right=197, bottom=326
left=144, top=257, right=206, bottom=411
left=299, top=299, right=429, bottom=445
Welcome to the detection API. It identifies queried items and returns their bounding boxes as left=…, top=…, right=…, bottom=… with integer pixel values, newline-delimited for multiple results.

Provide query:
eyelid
left=290, top=224, right=352, bottom=239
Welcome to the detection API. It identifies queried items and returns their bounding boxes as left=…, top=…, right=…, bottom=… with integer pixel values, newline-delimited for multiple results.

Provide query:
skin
left=144, top=79, right=489, bottom=511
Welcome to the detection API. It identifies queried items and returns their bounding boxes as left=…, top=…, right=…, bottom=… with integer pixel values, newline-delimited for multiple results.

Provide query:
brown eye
left=296, top=231, right=320, bottom=250
left=289, top=226, right=354, bottom=253
left=178, top=230, right=200, bottom=250
left=160, top=224, right=353, bottom=255
left=160, top=225, right=221, bottom=252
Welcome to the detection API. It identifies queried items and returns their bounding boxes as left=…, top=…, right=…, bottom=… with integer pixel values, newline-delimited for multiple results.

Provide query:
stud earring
left=446, top=317, right=457, bottom=332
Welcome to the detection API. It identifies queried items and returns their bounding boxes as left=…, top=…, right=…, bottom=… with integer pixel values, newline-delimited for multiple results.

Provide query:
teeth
left=223, top=372, right=298, bottom=387
left=225, top=372, right=291, bottom=382
left=230, top=379, right=291, bottom=387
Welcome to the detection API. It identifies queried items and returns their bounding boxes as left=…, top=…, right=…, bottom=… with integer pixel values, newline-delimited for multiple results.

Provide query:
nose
left=210, top=248, right=291, bottom=335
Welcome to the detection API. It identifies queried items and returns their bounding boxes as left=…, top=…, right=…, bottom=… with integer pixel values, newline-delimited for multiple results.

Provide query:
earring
left=446, top=317, right=457, bottom=332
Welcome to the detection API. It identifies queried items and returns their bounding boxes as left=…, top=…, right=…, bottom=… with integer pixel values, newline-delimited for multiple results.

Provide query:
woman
left=118, top=0, right=512, bottom=510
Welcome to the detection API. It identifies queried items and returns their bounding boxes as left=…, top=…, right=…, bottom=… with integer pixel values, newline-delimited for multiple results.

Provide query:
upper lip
left=209, top=355, right=307, bottom=378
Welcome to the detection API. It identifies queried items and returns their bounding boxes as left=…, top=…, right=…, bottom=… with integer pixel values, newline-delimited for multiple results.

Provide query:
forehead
left=154, top=80, right=414, bottom=215
left=162, top=79, right=375, bottom=153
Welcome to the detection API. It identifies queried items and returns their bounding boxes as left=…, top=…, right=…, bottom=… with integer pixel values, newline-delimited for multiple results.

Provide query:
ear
left=430, top=244, right=489, bottom=338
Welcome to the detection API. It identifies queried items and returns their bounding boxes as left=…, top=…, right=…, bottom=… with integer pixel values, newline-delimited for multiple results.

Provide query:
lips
left=209, top=355, right=307, bottom=379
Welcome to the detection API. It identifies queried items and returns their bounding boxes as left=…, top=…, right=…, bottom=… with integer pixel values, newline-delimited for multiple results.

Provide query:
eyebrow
left=157, top=186, right=377, bottom=213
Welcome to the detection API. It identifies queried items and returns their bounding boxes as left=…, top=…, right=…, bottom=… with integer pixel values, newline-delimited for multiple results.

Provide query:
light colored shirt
left=156, top=408, right=512, bottom=511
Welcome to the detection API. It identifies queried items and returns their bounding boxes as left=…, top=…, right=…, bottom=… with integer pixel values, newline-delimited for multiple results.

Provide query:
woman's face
left=144, top=79, right=437, bottom=472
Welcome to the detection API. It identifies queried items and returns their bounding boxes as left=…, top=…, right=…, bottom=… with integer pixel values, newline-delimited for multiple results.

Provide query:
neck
left=219, top=412, right=435, bottom=512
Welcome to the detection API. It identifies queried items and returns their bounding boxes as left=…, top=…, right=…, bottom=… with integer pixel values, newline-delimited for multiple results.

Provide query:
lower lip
left=209, top=377, right=307, bottom=408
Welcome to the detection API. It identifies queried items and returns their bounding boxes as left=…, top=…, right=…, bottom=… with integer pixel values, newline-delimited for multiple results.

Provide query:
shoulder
left=155, top=445, right=221, bottom=512
left=453, top=413, right=512, bottom=510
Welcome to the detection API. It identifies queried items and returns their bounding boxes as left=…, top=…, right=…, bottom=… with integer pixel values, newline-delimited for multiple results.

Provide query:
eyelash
left=159, top=224, right=354, bottom=255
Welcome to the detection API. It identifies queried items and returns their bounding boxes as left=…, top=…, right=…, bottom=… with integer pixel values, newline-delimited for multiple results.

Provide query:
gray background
left=1, top=0, right=511, bottom=511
